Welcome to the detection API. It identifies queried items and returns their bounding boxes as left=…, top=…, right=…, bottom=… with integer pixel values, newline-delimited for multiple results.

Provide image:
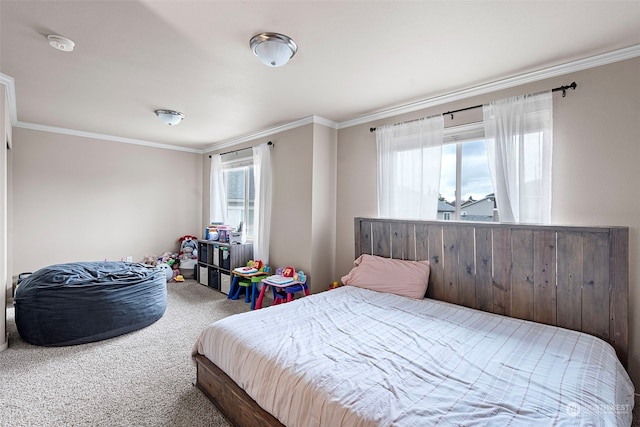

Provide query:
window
left=376, top=116, right=444, bottom=220
left=222, top=149, right=255, bottom=239
left=379, top=93, right=552, bottom=224
left=439, top=123, right=496, bottom=222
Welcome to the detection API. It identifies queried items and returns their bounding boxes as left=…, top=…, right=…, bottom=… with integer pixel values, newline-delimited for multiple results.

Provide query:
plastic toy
left=282, top=266, right=295, bottom=277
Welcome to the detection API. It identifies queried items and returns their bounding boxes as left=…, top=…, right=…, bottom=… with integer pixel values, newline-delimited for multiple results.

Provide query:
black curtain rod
left=208, top=141, right=273, bottom=158
left=369, top=82, right=577, bottom=132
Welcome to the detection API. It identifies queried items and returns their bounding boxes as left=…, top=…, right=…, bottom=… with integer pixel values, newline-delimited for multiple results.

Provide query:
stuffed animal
left=181, top=245, right=199, bottom=260
left=157, top=263, right=173, bottom=281
left=178, top=235, right=198, bottom=259
left=160, top=252, right=177, bottom=265
left=141, top=255, right=157, bottom=266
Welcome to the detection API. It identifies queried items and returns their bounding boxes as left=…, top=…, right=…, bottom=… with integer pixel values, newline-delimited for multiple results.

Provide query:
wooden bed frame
left=195, top=217, right=629, bottom=426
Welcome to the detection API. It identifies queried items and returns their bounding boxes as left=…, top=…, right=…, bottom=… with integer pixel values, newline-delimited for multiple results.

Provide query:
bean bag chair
left=14, top=261, right=167, bottom=346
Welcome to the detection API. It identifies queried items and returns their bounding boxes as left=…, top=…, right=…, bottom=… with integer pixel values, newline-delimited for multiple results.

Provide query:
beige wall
left=310, top=123, right=337, bottom=293
left=203, top=122, right=337, bottom=293
left=335, top=57, right=640, bottom=387
left=11, top=128, right=203, bottom=275
left=203, top=127, right=315, bottom=277
left=206, top=125, right=316, bottom=277
left=269, top=125, right=314, bottom=276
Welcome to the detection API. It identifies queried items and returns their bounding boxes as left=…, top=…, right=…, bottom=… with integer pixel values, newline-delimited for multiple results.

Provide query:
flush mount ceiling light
left=154, top=109, right=185, bottom=126
left=47, top=34, right=75, bottom=52
left=250, top=32, right=297, bottom=67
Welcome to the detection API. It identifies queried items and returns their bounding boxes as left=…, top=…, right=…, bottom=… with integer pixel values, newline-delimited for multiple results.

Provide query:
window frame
left=442, top=122, right=495, bottom=222
left=221, top=148, right=255, bottom=240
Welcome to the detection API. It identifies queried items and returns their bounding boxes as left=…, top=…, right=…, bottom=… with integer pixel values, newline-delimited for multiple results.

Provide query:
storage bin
left=198, top=243, right=208, bottom=263
left=220, top=273, right=231, bottom=295
left=213, top=245, right=219, bottom=266
left=220, top=247, right=230, bottom=270
left=180, top=259, right=196, bottom=279
left=208, top=269, right=219, bottom=290
left=198, top=266, right=208, bottom=286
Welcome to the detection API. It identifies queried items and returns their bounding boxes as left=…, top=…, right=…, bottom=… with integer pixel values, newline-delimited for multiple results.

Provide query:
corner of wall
left=310, top=123, right=338, bottom=293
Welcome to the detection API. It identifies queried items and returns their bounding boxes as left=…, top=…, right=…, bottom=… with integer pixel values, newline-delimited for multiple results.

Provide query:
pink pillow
left=341, top=254, right=430, bottom=299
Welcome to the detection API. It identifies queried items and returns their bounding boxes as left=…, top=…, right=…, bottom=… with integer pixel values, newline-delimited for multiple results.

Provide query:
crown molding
left=0, top=73, right=17, bottom=125
left=202, top=115, right=338, bottom=154
left=2, top=44, right=639, bottom=152
left=338, top=44, right=640, bottom=130
left=1, top=72, right=201, bottom=153
left=313, top=115, right=340, bottom=129
left=13, top=121, right=202, bottom=154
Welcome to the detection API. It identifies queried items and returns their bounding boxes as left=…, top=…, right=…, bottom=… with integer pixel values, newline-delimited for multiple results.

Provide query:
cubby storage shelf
left=197, top=240, right=253, bottom=294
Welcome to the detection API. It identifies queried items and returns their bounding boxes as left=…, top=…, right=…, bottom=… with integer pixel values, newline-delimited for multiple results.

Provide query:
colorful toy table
left=254, top=275, right=309, bottom=310
left=228, top=269, right=268, bottom=310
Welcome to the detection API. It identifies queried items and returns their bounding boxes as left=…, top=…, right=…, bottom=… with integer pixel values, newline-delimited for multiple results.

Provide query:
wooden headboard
left=354, top=217, right=629, bottom=368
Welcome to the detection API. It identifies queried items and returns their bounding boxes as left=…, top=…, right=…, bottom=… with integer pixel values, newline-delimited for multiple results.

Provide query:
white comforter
left=193, top=286, right=634, bottom=426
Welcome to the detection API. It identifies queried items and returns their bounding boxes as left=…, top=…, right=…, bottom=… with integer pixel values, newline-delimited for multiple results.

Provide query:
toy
left=157, top=263, right=173, bottom=281
left=171, top=261, right=181, bottom=282
left=141, top=255, right=157, bottom=266
left=160, top=252, right=175, bottom=265
left=179, top=235, right=198, bottom=254
left=181, top=245, right=196, bottom=260
left=282, top=266, right=295, bottom=277
left=205, top=225, right=220, bottom=241
left=178, top=235, right=199, bottom=261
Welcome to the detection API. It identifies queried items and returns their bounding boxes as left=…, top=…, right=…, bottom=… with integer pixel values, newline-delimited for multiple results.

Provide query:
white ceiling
left=2, top=1, right=640, bottom=152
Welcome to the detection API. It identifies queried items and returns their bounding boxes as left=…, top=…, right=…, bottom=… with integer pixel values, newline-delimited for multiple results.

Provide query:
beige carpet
left=0, top=279, right=250, bottom=426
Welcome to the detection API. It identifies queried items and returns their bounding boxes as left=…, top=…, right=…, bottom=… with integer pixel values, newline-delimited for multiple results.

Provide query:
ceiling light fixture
left=47, top=34, right=75, bottom=52
left=250, top=32, right=297, bottom=67
left=154, top=109, right=185, bottom=126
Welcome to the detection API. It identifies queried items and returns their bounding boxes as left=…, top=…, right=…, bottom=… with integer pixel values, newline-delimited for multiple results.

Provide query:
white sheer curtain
left=209, top=154, right=227, bottom=224
left=483, top=91, right=553, bottom=224
left=376, top=116, right=444, bottom=219
left=252, top=143, right=272, bottom=264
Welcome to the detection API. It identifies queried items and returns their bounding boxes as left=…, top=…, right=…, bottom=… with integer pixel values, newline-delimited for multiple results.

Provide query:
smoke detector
left=47, top=35, right=75, bottom=52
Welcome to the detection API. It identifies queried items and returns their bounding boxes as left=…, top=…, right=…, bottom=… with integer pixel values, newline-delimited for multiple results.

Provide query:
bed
left=192, top=218, right=633, bottom=426
left=14, top=261, right=167, bottom=346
